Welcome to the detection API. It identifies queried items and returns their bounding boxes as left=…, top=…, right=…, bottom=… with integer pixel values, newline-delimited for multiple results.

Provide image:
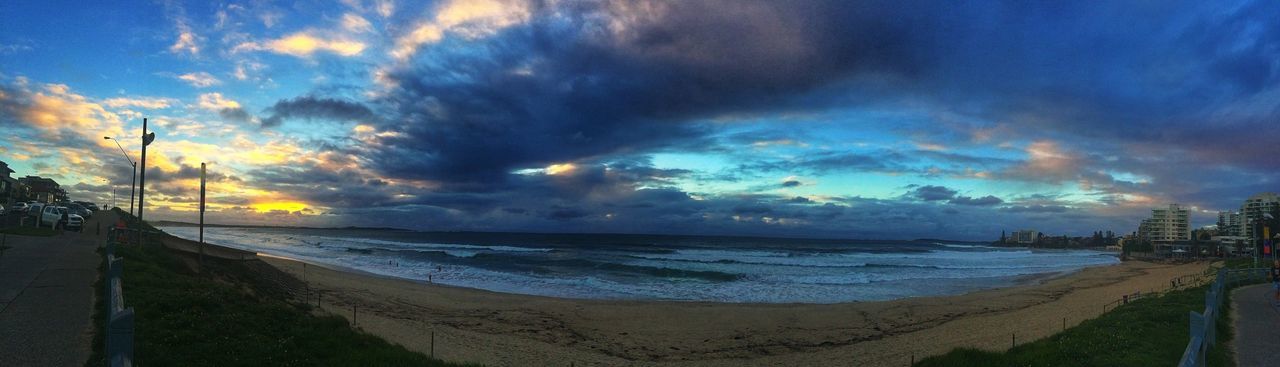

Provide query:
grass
left=915, top=281, right=1240, bottom=367
left=88, top=217, right=475, bottom=366
left=0, top=226, right=59, bottom=237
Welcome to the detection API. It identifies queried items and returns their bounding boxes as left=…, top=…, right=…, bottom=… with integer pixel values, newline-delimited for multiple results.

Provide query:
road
left=0, top=210, right=111, bottom=366
left=1233, top=282, right=1280, bottom=367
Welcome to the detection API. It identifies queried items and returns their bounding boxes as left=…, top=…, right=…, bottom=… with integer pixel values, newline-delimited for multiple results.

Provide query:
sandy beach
left=246, top=251, right=1211, bottom=366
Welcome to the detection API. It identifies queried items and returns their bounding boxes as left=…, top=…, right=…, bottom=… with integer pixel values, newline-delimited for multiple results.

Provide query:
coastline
left=159, top=225, right=1120, bottom=304
left=205, top=239, right=1203, bottom=366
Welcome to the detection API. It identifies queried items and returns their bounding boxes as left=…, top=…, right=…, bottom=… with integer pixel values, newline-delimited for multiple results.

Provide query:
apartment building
left=1240, top=192, right=1280, bottom=240
left=1143, top=204, right=1190, bottom=243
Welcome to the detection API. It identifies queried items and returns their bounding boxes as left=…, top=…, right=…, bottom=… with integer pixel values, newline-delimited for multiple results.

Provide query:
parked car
left=27, top=203, right=45, bottom=222
left=65, top=212, right=84, bottom=232
left=67, top=204, right=92, bottom=219
left=39, top=206, right=81, bottom=230
left=39, top=205, right=62, bottom=228
left=76, top=201, right=99, bottom=212
left=8, top=202, right=26, bottom=213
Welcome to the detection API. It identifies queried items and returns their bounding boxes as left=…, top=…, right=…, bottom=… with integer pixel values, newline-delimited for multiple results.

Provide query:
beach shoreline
left=158, top=225, right=1121, bottom=304
left=205, top=238, right=1206, bottom=366
left=246, top=237, right=1115, bottom=306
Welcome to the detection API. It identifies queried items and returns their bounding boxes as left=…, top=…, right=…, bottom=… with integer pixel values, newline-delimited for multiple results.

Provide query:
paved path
left=1232, top=283, right=1280, bottom=367
left=0, top=211, right=111, bottom=366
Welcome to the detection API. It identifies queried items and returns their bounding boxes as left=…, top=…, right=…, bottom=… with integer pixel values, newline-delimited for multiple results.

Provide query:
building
left=1011, top=229, right=1040, bottom=244
left=1143, top=204, right=1190, bottom=243
left=0, top=160, right=15, bottom=206
left=1137, top=219, right=1152, bottom=242
left=1240, top=192, right=1280, bottom=241
left=1218, top=211, right=1242, bottom=237
left=18, top=176, right=65, bottom=204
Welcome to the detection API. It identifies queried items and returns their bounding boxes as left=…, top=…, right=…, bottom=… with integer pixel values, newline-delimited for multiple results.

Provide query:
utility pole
left=138, top=118, right=149, bottom=223
left=138, top=118, right=155, bottom=247
left=199, top=162, right=206, bottom=265
left=129, top=163, right=136, bottom=217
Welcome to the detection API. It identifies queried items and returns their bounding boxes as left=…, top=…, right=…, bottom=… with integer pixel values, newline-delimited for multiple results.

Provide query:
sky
left=1, top=0, right=1277, bottom=240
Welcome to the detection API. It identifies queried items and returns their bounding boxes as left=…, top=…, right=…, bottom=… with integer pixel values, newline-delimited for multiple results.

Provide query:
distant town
left=998, top=193, right=1280, bottom=259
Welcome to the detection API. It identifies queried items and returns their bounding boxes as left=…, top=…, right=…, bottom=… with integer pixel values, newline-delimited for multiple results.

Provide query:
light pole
left=103, top=136, right=137, bottom=217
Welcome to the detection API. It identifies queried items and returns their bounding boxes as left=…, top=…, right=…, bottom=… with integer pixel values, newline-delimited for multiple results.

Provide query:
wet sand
left=255, top=254, right=1211, bottom=366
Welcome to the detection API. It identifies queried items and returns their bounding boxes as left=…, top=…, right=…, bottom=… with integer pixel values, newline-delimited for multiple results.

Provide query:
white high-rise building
left=1144, top=204, right=1190, bottom=243
left=1241, top=192, right=1280, bottom=240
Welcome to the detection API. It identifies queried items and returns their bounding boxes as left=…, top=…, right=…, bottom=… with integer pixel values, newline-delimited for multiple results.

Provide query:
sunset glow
left=251, top=201, right=310, bottom=213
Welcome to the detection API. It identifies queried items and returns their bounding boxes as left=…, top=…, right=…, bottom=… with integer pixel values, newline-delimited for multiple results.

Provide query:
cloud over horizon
left=1, top=0, right=1278, bottom=240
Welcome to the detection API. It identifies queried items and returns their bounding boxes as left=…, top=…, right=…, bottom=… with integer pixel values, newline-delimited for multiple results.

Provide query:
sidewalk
left=1232, top=283, right=1280, bottom=367
left=0, top=211, right=109, bottom=366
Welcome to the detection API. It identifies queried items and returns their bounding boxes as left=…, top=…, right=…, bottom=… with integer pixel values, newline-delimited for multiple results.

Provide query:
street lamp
left=103, top=136, right=137, bottom=217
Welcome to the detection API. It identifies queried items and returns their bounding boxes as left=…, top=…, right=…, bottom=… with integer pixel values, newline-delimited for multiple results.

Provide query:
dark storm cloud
left=949, top=195, right=1004, bottom=206
left=547, top=207, right=590, bottom=220
left=912, top=185, right=958, bottom=201
left=246, top=164, right=396, bottom=208
left=0, top=84, right=26, bottom=126
left=236, top=0, right=1280, bottom=237
left=218, top=107, right=250, bottom=122
left=1001, top=205, right=1071, bottom=213
left=909, top=184, right=1003, bottom=206
left=260, top=96, right=376, bottom=128
left=368, top=0, right=954, bottom=184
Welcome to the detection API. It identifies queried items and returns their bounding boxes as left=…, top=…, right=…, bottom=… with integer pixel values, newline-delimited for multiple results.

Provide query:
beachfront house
left=0, top=160, right=16, bottom=206
left=18, top=176, right=66, bottom=204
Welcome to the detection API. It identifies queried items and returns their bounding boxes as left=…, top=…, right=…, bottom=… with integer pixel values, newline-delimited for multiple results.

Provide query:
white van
left=39, top=205, right=81, bottom=230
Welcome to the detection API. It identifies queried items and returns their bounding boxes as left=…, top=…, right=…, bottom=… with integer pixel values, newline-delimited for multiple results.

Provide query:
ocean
left=158, top=226, right=1120, bottom=303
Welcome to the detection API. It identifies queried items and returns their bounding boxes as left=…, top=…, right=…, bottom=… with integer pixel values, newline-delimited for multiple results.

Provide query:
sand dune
left=256, top=255, right=1210, bottom=366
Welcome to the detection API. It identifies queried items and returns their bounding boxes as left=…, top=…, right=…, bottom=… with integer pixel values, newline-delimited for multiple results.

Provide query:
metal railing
left=105, top=228, right=135, bottom=367
left=1178, top=267, right=1269, bottom=367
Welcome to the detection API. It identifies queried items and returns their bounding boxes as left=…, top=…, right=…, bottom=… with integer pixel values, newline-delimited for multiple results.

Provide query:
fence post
left=1205, top=289, right=1214, bottom=311
left=1189, top=309, right=1205, bottom=364
left=1206, top=308, right=1217, bottom=346
left=107, top=309, right=135, bottom=364
left=431, top=331, right=435, bottom=358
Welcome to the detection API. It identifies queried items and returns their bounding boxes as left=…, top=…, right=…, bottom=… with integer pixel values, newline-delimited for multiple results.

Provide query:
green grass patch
left=90, top=233, right=474, bottom=366
left=0, top=226, right=60, bottom=237
left=915, top=284, right=1233, bottom=367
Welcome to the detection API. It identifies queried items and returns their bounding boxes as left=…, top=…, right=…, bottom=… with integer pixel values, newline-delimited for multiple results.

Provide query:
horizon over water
left=159, top=226, right=1119, bottom=303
